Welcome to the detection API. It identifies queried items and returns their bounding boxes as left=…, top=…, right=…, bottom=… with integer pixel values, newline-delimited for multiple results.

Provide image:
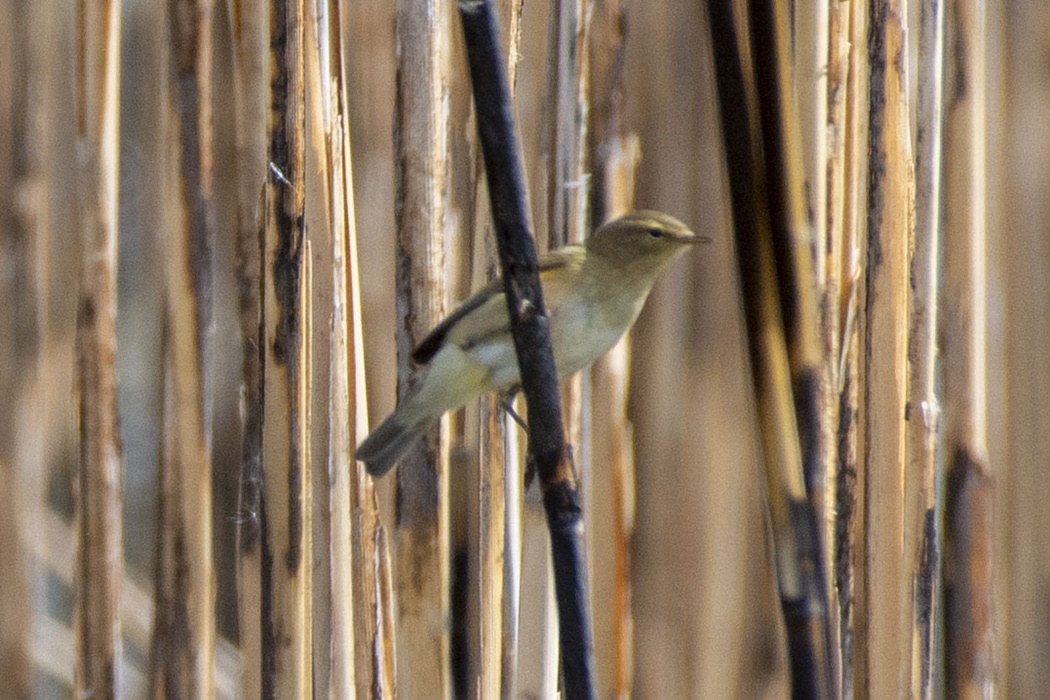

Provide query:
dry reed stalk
left=822, top=0, right=852, bottom=690
left=514, top=0, right=594, bottom=694
left=226, top=1, right=269, bottom=695
left=463, top=5, right=525, bottom=695
left=499, top=421, right=523, bottom=700
left=586, top=1, right=638, bottom=693
left=859, top=0, right=914, bottom=696
left=544, top=0, right=590, bottom=471
left=542, top=0, right=590, bottom=542
left=464, top=2, right=524, bottom=693
left=347, top=120, right=390, bottom=699
left=794, top=0, right=829, bottom=296
left=258, top=0, right=311, bottom=695
left=942, top=1, right=993, bottom=696
left=0, top=3, right=48, bottom=693
left=74, top=0, right=123, bottom=695
left=544, top=0, right=590, bottom=252
left=350, top=360, right=395, bottom=695
left=747, top=1, right=832, bottom=694
left=589, top=138, right=639, bottom=698
left=303, top=7, right=335, bottom=695
left=997, top=4, right=1050, bottom=697
left=350, top=250, right=392, bottom=692
left=473, top=392, right=507, bottom=700
left=908, top=0, right=945, bottom=694
left=709, top=0, right=799, bottom=613
left=0, top=455, right=28, bottom=693
left=831, top=0, right=869, bottom=693
left=150, top=1, right=217, bottom=695
left=517, top=499, right=559, bottom=699
left=706, top=0, right=831, bottom=693
left=304, top=0, right=370, bottom=695
left=463, top=176, right=505, bottom=700
left=460, top=2, right=597, bottom=694
left=302, top=239, right=316, bottom=691
left=515, top=438, right=557, bottom=699
left=393, top=0, right=452, bottom=696
left=375, top=524, right=399, bottom=696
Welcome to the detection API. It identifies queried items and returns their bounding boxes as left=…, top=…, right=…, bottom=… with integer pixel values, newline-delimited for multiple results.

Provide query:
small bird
left=356, top=210, right=705, bottom=476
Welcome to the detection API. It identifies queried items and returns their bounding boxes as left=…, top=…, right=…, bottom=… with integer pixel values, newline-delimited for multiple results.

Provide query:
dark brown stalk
left=747, top=2, right=833, bottom=695
left=706, top=0, right=830, bottom=696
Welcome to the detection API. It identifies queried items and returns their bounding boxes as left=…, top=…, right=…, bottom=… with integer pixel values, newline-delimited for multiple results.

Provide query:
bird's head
left=585, top=210, right=707, bottom=275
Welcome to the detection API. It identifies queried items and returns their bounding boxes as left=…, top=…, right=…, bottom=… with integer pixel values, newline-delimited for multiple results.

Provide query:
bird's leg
left=498, top=389, right=539, bottom=488
left=499, top=389, right=529, bottom=434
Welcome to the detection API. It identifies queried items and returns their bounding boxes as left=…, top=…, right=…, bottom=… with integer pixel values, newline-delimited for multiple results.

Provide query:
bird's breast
left=549, top=290, right=643, bottom=378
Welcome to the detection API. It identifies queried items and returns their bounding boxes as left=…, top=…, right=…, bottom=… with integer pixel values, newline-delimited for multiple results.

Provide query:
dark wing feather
left=410, top=248, right=582, bottom=365
left=411, top=280, right=501, bottom=364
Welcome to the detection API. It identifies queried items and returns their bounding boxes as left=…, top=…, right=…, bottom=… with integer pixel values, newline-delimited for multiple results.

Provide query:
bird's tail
left=355, top=410, right=424, bottom=477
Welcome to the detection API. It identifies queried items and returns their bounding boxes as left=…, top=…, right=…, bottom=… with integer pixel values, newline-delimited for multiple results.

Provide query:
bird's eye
left=648, top=228, right=663, bottom=238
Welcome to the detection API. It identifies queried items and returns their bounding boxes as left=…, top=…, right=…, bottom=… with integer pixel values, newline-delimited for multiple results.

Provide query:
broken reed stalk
left=260, top=0, right=311, bottom=695
left=860, top=1, right=914, bottom=696
left=909, top=0, right=946, bottom=694
left=392, top=0, right=452, bottom=697
left=458, top=1, right=597, bottom=697
left=74, top=0, right=124, bottom=696
left=706, top=0, right=829, bottom=695
left=150, top=0, right=216, bottom=695
left=822, top=0, right=851, bottom=691
left=227, top=0, right=268, bottom=696
left=942, top=1, right=993, bottom=696
left=334, top=12, right=391, bottom=686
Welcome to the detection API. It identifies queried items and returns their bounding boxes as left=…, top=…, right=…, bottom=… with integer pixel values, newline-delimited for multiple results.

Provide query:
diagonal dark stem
left=457, top=1, right=597, bottom=698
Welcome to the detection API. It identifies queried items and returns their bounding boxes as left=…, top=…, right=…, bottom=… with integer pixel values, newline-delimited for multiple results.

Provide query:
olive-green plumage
left=356, top=210, right=704, bottom=475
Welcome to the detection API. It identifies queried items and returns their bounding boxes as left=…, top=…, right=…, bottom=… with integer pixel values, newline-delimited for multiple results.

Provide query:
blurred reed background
left=0, top=0, right=1045, bottom=698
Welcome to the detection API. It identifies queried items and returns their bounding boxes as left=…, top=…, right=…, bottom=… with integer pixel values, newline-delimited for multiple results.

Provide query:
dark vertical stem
left=747, top=0, right=832, bottom=696
left=457, top=1, right=596, bottom=697
left=705, top=1, right=831, bottom=697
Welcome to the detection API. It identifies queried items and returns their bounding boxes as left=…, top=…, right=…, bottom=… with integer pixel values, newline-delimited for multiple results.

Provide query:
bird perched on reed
left=356, top=210, right=706, bottom=475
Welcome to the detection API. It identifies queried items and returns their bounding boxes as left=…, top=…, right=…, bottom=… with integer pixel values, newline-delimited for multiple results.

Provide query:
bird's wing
left=411, top=247, right=584, bottom=365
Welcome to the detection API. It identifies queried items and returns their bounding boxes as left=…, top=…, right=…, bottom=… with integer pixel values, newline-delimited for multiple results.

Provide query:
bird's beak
left=683, top=232, right=713, bottom=245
